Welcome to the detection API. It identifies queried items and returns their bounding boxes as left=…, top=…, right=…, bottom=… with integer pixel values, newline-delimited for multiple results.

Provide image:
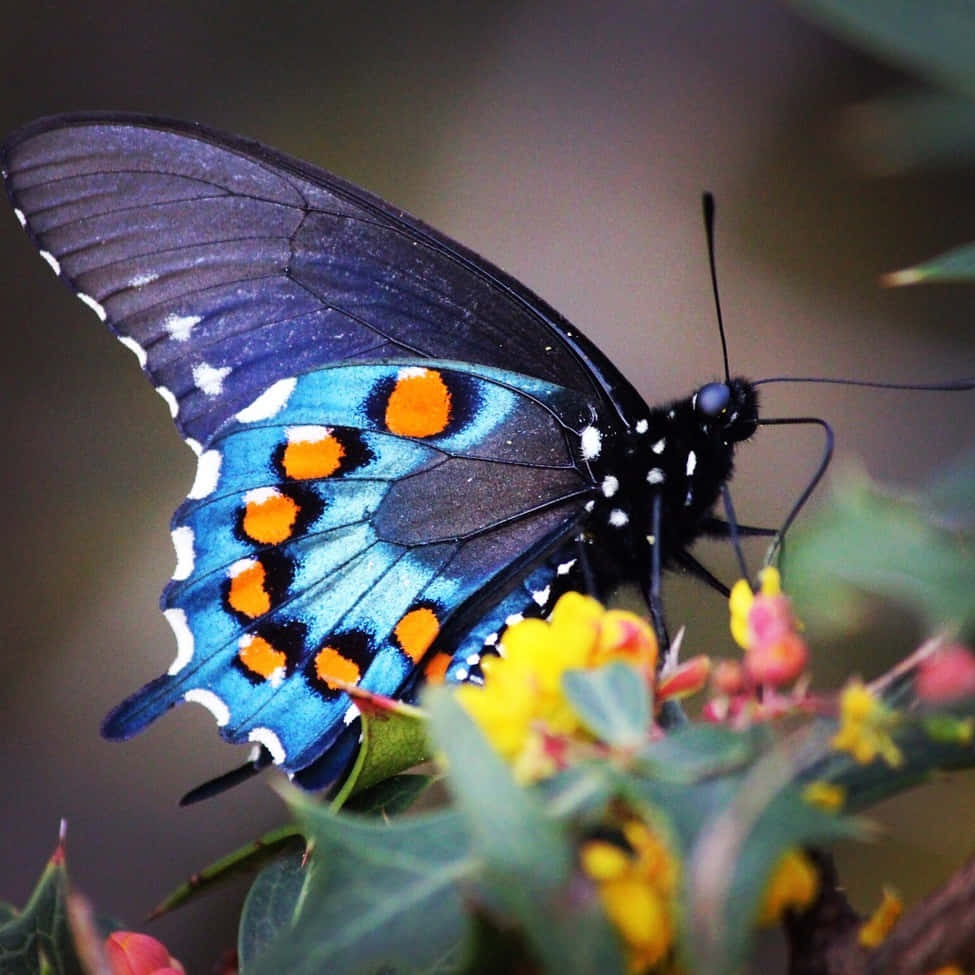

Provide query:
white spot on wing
left=532, top=585, right=551, bottom=607
left=164, top=313, right=202, bottom=341
left=505, top=612, right=524, bottom=627
left=170, top=525, right=195, bottom=581
left=128, top=271, right=158, bottom=288
left=647, top=468, right=665, bottom=485
left=584, top=499, right=595, bottom=512
left=236, top=377, right=296, bottom=423
left=185, top=688, right=230, bottom=727
left=601, top=475, right=619, bottom=498
left=556, top=558, right=577, bottom=575
left=248, top=727, right=286, bottom=763
left=164, top=608, right=194, bottom=674
left=344, top=703, right=361, bottom=725
left=185, top=438, right=203, bottom=456
left=466, top=652, right=481, bottom=666
left=156, top=385, right=179, bottom=418
left=40, top=250, right=60, bottom=275
left=484, top=632, right=499, bottom=646
left=192, top=361, right=232, bottom=397
left=580, top=424, right=602, bottom=460
left=229, top=557, right=258, bottom=578
left=651, top=438, right=666, bottom=455
left=398, top=366, right=430, bottom=379
left=609, top=508, right=629, bottom=527
left=245, top=486, right=281, bottom=505
left=118, top=336, right=147, bottom=368
left=78, top=292, right=107, bottom=321
left=13, top=208, right=26, bottom=228
left=188, top=449, right=221, bottom=499
left=454, top=666, right=469, bottom=681
left=686, top=451, right=697, bottom=476
left=286, top=425, right=330, bottom=443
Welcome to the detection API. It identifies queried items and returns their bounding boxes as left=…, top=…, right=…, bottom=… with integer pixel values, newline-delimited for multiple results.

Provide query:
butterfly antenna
left=702, top=192, right=731, bottom=383
left=755, top=375, right=975, bottom=392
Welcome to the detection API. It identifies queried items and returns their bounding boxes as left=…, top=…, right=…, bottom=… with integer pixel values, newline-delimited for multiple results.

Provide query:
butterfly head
left=693, top=377, right=758, bottom=443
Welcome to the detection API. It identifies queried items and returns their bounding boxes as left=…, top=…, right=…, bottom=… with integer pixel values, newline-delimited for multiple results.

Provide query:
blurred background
left=0, top=1, right=973, bottom=969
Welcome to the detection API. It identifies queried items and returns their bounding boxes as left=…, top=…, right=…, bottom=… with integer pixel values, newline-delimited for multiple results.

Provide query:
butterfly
left=1, top=114, right=761, bottom=790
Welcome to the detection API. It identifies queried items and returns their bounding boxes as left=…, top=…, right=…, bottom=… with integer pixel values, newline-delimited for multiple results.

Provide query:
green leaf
left=790, top=0, right=975, bottom=100
left=562, top=662, right=651, bottom=746
left=634, top=723, right=767, bottom=783
left=343, top=772, right=434, bottom=816
left=329, top=697, right=430, bottom=810
left=0, top=831, right=84, bottom=975
left=787, top=471, right=975, bottom=635
left=425, top=688, right=623, bottom=974
left=682, top=742, right=864, bottom=975
left=253, top=795, right=474, bottom=975
left=238, top=850, right=306, bottom=974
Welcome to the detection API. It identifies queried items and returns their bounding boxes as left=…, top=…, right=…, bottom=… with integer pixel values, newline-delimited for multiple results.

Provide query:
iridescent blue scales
left=103, top=362, right=595, bottom=776
left=2, top=114, right=761, bottom=792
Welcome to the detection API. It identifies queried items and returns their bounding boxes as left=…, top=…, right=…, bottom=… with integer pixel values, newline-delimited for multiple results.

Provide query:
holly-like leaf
left=252, top=794, right=474, bottom=975
left=238, top=850, right=306, bottom=973
left=562, top=662, right=651, bottom=747
left=0, top=828, right=84, bottom=975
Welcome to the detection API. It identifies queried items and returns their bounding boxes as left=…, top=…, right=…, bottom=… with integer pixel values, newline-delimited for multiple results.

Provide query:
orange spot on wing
left=384, top=369, right=452, bottom=438
left=238, top=634, right=287, bottom=680
left=423, top=651, right=451, bottom=685
left=314, top=646, right=362, bottom=689
left=227, top=561, right=271, bottom=618
left=394, top=607, right=441, bottom=663
left=242, top=491, right=300, bottom=544
left=283, top=431, right=345, bottom=479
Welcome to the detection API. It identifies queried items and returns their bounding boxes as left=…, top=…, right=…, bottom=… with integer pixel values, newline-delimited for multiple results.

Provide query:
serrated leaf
left=787, top=473, right=975, bottom=635
left=425, top=689, right=623, bottom=974
left=562, top=662, right=651, bottom=747
left=254, top=795, right=473, bottom=974
left=790, top=0, right=975, bottom=100
left=0, top=834, right=84, bottom=975
left=238, top=850, right=306, bottom=974
left=329, top=696, right=430, bottom=810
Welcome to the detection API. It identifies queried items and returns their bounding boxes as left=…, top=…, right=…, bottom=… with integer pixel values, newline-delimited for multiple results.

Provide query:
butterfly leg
left=673, top=550, right=730, bottom=598
left=648, top=490, right=671, bottom=655
left=699, top=516, right=777, bottom=539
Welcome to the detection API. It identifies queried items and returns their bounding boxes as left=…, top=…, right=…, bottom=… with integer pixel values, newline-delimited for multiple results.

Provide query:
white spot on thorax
left=686, top=451, right=697, bottom=476
left=580, top=424, right=602, bottom=460
left=188, top=449, right=222, bottom=499
left=118, top=336, right=147, bottom=368
left=184, top=688, right=230, bottom=727
left=164, top=608, right=194, bottom=674
left=556, top=558, right=577, bottom=576
left=248, top=726, right=286, bottom=764
left=193, top=361, right=232, bottom=397
left=164, top=313, right=202, bottom=342
left=170, top=525, right=195, bottom=581
left=601, top=475, right=619, bottom=498
left=155, top=385, right=179, bottom=418
left=609, top=508, right=629, bottom=527
left=584, top=499, right=595, bottom=512
left=651, top=438, right=666, bottom=455
left=635, top=418, right=649, bottom=434
left=236, top=377, right=296, bottom=422
left=647, top=468, right=665, bottom=485
left=40, top=250, right=60, bottom=275
left=78, top=292, right=107, bottom=321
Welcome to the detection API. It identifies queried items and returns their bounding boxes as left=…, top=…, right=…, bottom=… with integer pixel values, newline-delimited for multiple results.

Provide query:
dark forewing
left=1, top=113, right=626, bottom=446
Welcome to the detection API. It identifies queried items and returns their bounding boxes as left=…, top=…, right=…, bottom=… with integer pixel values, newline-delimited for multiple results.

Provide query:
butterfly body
left=2, top=113, right=758, bottom=785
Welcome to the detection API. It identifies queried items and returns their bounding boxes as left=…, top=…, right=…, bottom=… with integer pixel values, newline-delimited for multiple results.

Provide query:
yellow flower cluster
left=831, top=679, right=903, bottom=767
left=757, top=848, right=819, bottom=926
left=580, top=820, right=679, bottom=972
left=455, top=592, right=658, bottom=782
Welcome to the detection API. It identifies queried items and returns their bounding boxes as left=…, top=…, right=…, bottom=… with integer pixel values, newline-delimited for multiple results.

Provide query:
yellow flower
left=455, top=592, right=658, bottom=782
left=580, top=820, right=679, bottom=972
left=801, top=781, right=845, bottom=813
left=858, top=888, right=902, bottom=948
left=831, top=679, right=903, bottom=767
left=757, top=848, right=819, bottom=926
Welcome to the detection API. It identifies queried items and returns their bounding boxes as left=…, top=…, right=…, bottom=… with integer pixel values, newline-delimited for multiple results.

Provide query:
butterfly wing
left=2, top=113, right=637, bottom=449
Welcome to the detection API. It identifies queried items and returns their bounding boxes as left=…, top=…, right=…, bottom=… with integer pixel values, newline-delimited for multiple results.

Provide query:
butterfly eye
left=695, top=382, right=731, bottom=417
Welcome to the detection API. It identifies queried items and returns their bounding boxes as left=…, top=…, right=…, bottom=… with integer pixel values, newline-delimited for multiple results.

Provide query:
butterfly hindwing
left=102, top=361, right=597, bottom=773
